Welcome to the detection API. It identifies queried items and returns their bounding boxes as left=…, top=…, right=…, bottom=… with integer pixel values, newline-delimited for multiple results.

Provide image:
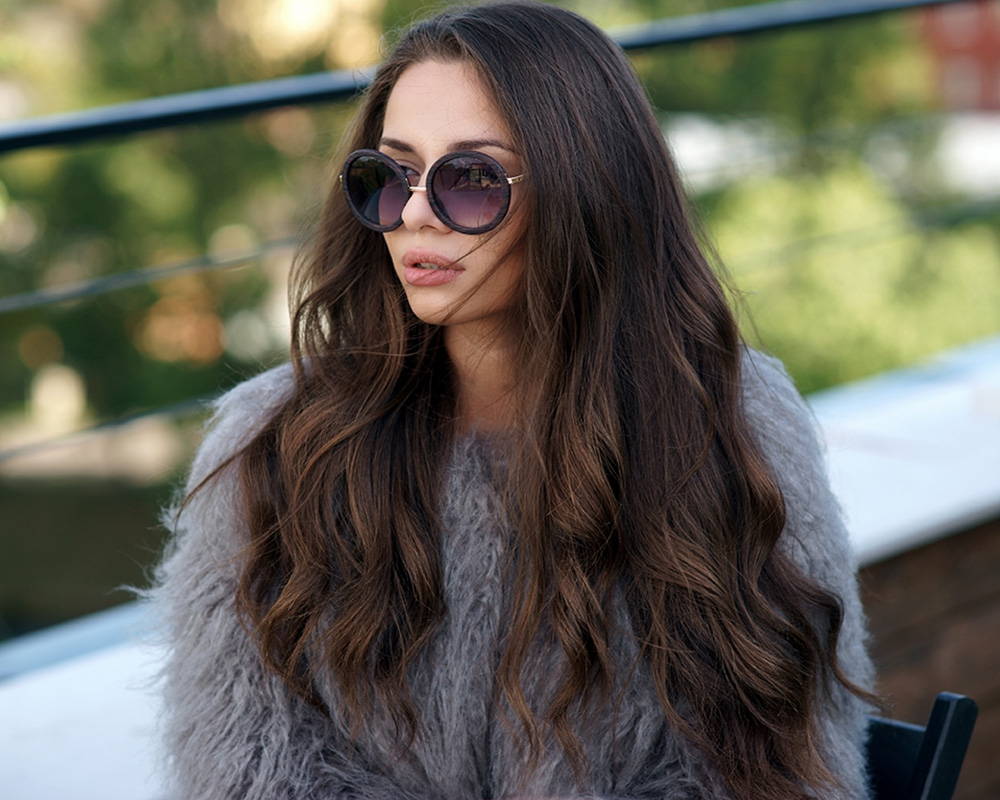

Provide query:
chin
left=405, top=301, right=459, bottom=327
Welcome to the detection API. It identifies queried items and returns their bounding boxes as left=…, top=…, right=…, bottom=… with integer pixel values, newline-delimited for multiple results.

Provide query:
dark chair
left=866, top=692, right=978, bottom=800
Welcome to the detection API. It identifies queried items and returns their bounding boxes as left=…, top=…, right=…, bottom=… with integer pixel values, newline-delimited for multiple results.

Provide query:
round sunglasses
left=338, top=148, right=526, bottom=234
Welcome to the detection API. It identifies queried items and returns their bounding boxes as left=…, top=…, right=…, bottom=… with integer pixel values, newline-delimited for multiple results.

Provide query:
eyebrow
left=379, top=136, right=518, bottom=155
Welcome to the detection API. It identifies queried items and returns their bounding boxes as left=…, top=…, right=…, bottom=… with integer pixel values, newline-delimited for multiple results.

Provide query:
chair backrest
left=866, top=692, right=978, bottom=800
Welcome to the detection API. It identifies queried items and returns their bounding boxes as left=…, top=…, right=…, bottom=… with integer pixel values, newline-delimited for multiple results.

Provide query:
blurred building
left=919, top=0, right=1000, bottom=110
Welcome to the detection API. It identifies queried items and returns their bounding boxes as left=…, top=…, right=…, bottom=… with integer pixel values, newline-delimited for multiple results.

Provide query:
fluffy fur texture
left=134, top=345, right=876, bottom=800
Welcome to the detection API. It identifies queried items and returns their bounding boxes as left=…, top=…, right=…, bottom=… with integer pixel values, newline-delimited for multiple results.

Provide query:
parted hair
left=174, top=2, right=879, bottom=799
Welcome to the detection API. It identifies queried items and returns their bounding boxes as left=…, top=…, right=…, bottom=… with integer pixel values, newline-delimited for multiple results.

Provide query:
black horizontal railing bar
left=0, top=234, right=303, bottom=315
left=0, top=0, right=969, bottom=155
left=612, top=0, right=967, bottom=52
left=0, top=68, right=376, bottom=155
left=0, top=393, right=216, bottom=466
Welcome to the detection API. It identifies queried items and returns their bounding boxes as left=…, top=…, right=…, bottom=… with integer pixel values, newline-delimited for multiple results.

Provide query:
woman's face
left=379, top=59, right=527, bottom=332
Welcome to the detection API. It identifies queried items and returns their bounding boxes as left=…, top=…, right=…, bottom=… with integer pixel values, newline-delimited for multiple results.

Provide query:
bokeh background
left=1, top=4, right=998, bottom=793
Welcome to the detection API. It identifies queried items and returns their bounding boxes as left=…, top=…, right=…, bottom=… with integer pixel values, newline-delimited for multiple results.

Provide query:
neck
left=444, top=323, right=518, bottom=436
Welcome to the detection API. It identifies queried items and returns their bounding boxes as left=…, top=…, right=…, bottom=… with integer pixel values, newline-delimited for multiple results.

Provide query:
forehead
left=381, top=59, right=514, bottom=156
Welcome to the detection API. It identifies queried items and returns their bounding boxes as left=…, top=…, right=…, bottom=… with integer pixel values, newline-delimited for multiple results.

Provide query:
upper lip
left=403, top=249, right=465, bottom=270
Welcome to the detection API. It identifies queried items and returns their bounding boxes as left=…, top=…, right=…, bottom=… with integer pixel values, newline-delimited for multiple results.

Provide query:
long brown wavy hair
left=175, top=2, right=880, bottom=798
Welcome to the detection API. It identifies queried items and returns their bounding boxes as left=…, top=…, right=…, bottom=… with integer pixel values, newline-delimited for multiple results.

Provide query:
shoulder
left=737, top=345, right=856, bottom=582
left=738, top=344, right=828, bottom=493
left=185, top=359, right=297, bottom=492
left=210, top=358, right=297, bottom=424
left=155, top=360, right=298, bottom=567
left=739, top=352, right=875, bottom=794
left=739, top=344, right=817, bottom=438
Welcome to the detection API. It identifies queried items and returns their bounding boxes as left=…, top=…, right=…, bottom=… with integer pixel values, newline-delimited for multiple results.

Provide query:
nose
left=399, top=175, right=450, bottom=233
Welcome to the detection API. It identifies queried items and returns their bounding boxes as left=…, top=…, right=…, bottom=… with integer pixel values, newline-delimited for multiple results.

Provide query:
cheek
left=485, top=251, right=524, bottom=307
left=382, top=235, right=397, bottom=263
left=476, top=244, right=520, bottom=290
left=485, top=217, right=526, bottom=277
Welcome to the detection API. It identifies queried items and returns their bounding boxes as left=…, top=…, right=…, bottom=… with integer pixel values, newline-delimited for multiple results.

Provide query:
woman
left=138, top=2, right=880, bottom=799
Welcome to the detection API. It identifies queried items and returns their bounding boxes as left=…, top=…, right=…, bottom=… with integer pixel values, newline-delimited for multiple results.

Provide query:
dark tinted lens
left=346, top=154, right=408, bottom=228
left=432, top=155, right=507, bottom=230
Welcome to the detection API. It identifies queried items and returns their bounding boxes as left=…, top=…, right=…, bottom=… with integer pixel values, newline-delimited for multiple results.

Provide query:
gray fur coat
left=135, top=346, right=876, bottom=800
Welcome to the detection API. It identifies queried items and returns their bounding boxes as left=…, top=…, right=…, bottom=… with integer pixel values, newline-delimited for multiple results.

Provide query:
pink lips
left=402, top=248, right=465, bottom=287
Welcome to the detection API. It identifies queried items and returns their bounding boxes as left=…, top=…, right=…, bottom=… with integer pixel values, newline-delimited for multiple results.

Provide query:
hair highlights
left=175, top=3, right=880, bottom=798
